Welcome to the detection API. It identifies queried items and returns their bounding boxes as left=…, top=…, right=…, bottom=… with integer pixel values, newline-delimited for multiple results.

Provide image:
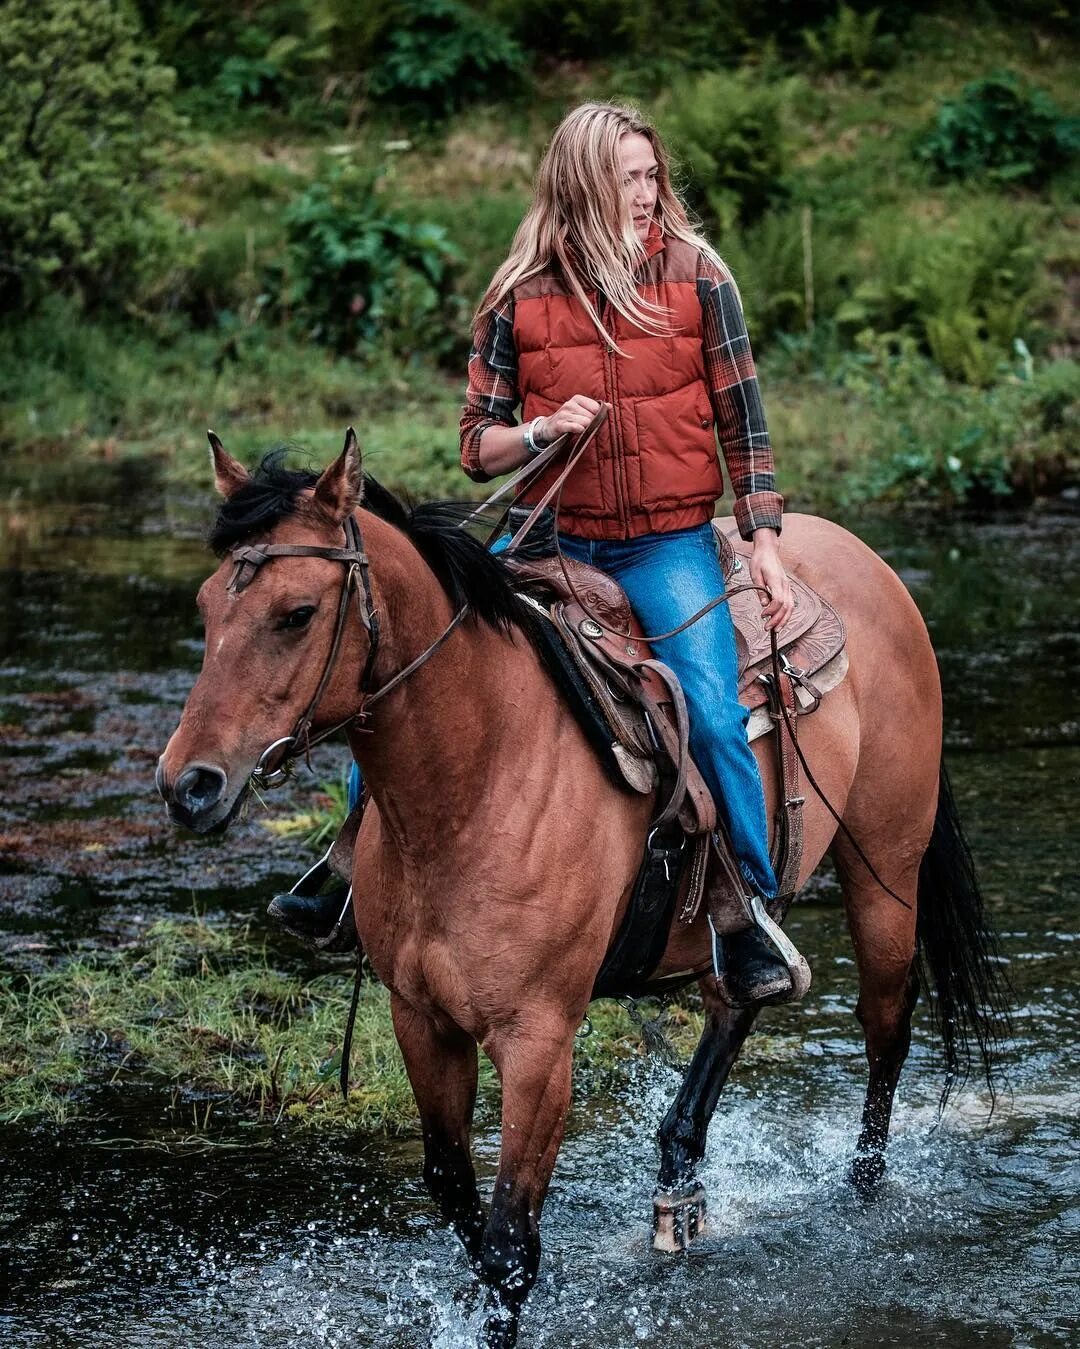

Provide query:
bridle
left=228, top=513, right=469, bottom=790
left=226, top=514, right=377, bottom=788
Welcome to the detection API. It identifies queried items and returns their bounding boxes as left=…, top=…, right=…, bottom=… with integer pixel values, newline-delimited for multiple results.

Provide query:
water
left=1, top=466, right=1078, bottom=1345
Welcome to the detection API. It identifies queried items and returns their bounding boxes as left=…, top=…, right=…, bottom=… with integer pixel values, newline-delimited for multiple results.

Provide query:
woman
left=271, top=102, right=796, bottom=1002
left=460, top=101, right=795, bottom=1001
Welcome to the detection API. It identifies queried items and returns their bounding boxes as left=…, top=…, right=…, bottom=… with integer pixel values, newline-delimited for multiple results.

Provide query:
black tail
left=916, top=763, right=1011, bottom=1109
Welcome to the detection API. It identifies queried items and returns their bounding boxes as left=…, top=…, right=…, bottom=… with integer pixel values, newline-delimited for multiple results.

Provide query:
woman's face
left=617, top=132, right=659, bottom=242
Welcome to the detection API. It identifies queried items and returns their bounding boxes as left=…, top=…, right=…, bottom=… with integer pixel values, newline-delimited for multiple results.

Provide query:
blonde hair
left=476, top=101, right=729, bottom=348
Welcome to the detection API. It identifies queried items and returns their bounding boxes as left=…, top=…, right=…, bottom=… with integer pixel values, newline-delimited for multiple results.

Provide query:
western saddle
left=502, top=519, right=848, bottom=998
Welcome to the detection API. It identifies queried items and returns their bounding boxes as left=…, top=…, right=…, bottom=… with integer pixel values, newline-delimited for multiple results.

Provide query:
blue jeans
left=550, top=524, right=776, bottom=898
left=348, top=522, right=776, bottom=898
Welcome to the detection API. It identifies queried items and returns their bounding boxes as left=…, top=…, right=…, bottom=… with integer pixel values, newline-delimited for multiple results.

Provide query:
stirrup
left=267, top=845, right=358, bottom=953
left=312, top=887, right=355, bottom=952
left=708, top=901, right=811, bottom=1008
left=289, top=847, right=333, bottom=898
left=742, top=891, right=811, bottom=1002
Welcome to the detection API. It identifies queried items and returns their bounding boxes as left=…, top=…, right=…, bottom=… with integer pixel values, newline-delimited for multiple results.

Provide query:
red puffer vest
left=514, top=231, right=721, bottom=541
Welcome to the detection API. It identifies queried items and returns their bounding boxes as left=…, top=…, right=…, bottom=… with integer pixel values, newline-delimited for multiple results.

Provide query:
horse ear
left=207, top=431, right=251, bottom=498
left=312, top=427, right=364, bottom=521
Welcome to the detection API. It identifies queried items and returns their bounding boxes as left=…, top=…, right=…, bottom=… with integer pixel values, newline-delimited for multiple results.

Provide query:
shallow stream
left=1, top=465, right=1077, bottom=1346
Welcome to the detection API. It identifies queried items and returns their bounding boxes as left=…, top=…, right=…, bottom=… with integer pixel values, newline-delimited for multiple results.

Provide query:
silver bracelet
left=522, top=418, right=547, bottom=457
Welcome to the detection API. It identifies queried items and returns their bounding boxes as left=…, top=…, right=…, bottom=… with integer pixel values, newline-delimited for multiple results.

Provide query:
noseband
left=228, top=513, right=468, bottom=790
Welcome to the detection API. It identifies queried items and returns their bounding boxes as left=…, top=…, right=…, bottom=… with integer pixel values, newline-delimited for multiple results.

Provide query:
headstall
left=227, top=514, right=380, bottom=789
left=229, top=512, right=469, bottom=791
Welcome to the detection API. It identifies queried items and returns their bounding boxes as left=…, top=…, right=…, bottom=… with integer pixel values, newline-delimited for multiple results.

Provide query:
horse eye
left=278, top=605, right=316, bottom=631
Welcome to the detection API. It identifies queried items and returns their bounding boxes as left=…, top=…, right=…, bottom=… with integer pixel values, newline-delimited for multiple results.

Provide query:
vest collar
left=641, top=219, right=665, bottom=261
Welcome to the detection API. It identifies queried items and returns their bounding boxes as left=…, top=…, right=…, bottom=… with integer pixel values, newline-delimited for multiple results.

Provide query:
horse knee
left=856, top=975, right=918, bottom=1047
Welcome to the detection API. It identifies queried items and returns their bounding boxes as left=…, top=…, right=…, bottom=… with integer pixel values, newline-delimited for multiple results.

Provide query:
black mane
left=208, top=449, right=529, bottom=635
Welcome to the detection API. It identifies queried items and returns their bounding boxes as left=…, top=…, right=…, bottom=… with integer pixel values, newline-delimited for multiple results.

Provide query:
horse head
left=156, top=429, right=370, bottom=833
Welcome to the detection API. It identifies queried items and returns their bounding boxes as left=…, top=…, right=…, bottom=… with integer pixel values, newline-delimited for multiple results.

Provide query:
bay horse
left=157, top=432, right=1005, bottom=1347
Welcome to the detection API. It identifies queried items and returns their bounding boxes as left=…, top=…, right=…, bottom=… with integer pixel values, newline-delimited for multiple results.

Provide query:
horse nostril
left=174, top=763, right=228, bottom=816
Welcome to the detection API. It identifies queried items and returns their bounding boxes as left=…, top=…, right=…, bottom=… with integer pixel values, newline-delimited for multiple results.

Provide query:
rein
left=493, top=413, right=913, bottom=912
left=230, top=419, right=604, bottom=791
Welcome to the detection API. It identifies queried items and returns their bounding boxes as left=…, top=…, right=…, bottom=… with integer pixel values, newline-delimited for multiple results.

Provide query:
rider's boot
left=266, top=853, right=358, bottom=953
left=713, top=890, right=812, bottom=1008
left=721, top=924, right=794, bottom=1005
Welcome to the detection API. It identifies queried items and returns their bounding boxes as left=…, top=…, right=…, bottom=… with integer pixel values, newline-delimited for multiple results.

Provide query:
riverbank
left=3, top=311, right=1077, bottom=517
left=2, top=912, right=771, bottom=1133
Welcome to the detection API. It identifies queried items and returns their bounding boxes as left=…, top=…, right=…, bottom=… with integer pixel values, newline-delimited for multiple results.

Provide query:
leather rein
left=229, top=416, right=611, bottom=792
left=227, top=416, right=910, bottom=913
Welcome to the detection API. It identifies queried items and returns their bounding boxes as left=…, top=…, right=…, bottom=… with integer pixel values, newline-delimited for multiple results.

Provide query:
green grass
left=0, top=914, right=800, bottom=1133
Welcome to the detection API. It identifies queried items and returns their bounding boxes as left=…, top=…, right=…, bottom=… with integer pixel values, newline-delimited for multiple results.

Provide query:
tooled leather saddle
left=502, top=519, right=848, bottom=961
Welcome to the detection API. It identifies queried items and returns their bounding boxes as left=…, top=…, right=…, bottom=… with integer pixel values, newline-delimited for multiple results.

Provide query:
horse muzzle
left=157, top=757, right=242, bottom=834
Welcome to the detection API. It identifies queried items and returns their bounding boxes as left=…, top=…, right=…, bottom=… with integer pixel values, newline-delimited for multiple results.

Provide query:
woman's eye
left=278, top=605, right=316, bottom=631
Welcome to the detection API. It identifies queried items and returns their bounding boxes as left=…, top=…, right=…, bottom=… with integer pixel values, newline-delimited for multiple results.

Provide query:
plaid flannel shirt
left=459, top=251, right=784, bottom=540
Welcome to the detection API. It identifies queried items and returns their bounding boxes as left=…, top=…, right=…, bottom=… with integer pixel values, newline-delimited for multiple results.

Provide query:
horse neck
left=344, top=512, right=531, bottom=855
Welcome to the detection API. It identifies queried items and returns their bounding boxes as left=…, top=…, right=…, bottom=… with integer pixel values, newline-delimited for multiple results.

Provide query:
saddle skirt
left=505, top=520, right=848, bottom=815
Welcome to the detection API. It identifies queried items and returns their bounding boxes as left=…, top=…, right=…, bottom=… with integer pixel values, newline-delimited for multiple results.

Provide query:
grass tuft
left=0, top=915, right=796, bottom=1134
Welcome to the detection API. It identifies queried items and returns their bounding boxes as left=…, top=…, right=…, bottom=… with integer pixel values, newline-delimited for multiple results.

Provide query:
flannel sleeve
left=459, top=296, right=520, bottom=483
left=697, top=256, right=784, bottom=540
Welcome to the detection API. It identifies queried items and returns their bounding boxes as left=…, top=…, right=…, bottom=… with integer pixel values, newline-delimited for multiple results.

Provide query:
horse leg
left=653, top=977, right=758, bottom=1251
left=836, top=849, right=920, bottom=1198
left=390, top=995, right=486, bottom=1266
left=477, top=1019, right=577, bottom=1348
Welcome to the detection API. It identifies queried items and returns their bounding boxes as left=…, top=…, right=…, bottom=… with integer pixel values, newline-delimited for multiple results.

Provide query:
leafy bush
left=368, top=0, right=524, bottom=119
left=400, top=189, right=529, bottom=312
left=802, top=4, right=896, bottom=77
left=917, top=72, right=1080, bottom=186
left=661, top=70, right=796, bottom=232
left=279, top=162, right=462, bottom=361
left=720, top=207, right=856, bottom=343
left=0, top=0, right=180, bottom=313
left=836, top=208, right=1041, bottom=384
left=498, top=0, right=650, bottom=58
left=137, top=1, right=316, bottom=94
left=837, top=337, right=1080, bottom=504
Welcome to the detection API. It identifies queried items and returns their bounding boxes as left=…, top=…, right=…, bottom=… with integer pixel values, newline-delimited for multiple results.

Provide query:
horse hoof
left=849, top=1150, right=885, bottom=1200
left=652, top=1183, right=707, bottom=1253
left=481, top=1310, right=519, bottom=1349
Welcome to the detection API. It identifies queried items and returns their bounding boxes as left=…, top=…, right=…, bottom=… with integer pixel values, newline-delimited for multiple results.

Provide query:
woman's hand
left=750, top=528, right=794, bottom=633
left=537, top=394, right=604, bottom=444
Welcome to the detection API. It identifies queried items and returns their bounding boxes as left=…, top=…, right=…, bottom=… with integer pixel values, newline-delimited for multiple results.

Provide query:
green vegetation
left=918, top=72, right=1080, bottom=185
left=280, top=160, right=463, bottom=359
left=0, top=914, right=795, bottom=1131
left=1, top=3, right=1077, bottom=510
left=0, top=0, right=180, bottom=311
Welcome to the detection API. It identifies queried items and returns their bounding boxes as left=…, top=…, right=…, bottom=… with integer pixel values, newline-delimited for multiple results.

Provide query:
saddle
left=502, top=520, right=848, bottom=992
